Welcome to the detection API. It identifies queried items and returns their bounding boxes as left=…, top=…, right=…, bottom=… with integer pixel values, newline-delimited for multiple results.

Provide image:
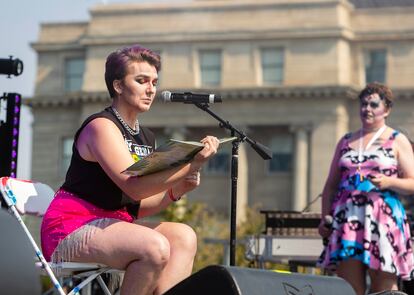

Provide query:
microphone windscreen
left=161, top=91, right=172, bottom=102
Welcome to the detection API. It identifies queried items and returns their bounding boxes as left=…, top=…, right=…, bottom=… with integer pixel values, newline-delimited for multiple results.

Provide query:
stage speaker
left=164, top=265, right=356, bottom=295
left=0, top=209, right=40, bottom=294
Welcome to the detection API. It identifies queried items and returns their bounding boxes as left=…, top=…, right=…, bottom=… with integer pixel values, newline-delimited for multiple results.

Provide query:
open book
left=122, top=137, right=237, bottom=176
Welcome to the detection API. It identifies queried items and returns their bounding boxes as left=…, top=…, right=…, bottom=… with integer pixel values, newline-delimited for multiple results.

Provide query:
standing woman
left=41, top=44, right=220, bottom=295
left=318, top=82, right=414, bottom=295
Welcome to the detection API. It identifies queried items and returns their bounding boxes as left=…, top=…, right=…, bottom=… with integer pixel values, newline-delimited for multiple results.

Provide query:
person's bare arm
left=318, top=137, right=344, bottom=237
left=78, top=118, right=218, bottom=201
left=139, top=170, right=201, bottom=217
left=370, top=133, right=414, bottom=195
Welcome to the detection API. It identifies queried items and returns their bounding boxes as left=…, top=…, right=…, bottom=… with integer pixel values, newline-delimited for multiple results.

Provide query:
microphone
left=323, top=215, right=333, bottom=229
left=161, top=91, right=222, bottom=104
left=322, top=215, right=333, bottom=246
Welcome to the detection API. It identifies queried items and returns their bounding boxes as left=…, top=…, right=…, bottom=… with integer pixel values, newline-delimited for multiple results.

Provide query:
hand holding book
left=122, top=136, right=237, bottom=176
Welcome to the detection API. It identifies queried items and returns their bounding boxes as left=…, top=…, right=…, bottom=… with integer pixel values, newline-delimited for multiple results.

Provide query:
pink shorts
left=41, top=189, right=134, bottom=262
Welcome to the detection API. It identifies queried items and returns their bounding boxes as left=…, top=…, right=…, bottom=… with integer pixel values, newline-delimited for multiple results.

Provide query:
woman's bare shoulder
left=393, top=130, right=412, bottom=147
left=339, top=131, right=357, bottom=145
left=77, top=117, right=124, bottom=161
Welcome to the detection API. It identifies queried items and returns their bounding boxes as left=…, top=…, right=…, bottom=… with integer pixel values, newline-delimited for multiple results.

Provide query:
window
left=204, top=148, right=230, bottom=175
left=365, top=49, right=386, bottom=83
left=65, top=58, right=85, bottom=92
left=61, top=137, right=74, bottom=176
left=268, top=134, right=293, bottom=173
left=261, top=48, right=284, bottom=85
left=199, top=50, right=221, bottom=86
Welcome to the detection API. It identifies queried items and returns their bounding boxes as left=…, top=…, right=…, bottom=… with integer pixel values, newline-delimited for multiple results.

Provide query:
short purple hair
left=105, top=44, right=161, bottom=98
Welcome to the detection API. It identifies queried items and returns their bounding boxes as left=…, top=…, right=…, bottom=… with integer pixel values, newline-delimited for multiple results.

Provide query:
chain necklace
left=111, top=107, right=140, bottom=136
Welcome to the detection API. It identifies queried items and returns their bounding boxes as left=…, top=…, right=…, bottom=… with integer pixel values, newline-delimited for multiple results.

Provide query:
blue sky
left=0, top=0, right=183, bottom=97
left=1, top=0, right=101, bottom=97
left=0, top=0, right=184, bottom=178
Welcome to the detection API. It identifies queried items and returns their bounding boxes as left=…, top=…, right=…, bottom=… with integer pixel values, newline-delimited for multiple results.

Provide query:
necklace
left=356, top=125, right=387, bottom=184
left=111, top=107, right=140, bottom=136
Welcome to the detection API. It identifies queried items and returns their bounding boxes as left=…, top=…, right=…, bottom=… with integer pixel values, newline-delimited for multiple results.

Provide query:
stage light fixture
left=0, top=56, right=24, bottom=77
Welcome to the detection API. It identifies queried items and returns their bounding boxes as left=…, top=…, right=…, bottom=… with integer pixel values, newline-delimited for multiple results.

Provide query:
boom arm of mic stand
left=194, top=103, right=272, bottom=160
left=245, top=138, right=273, bottom=160
left=193, top=103, right=272, bottom=266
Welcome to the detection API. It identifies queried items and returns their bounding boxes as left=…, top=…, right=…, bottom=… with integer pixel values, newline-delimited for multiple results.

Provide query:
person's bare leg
left=337, top=259, right=367, bottom=295
left=148, top=222, right=197, bottom=295
left=69, top=220, right=171, bottom=295
left=368, top=268, right=398, bottom=293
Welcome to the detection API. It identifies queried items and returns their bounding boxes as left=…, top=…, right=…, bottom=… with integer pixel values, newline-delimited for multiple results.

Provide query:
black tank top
left=61, top=107, right=155, bottom=218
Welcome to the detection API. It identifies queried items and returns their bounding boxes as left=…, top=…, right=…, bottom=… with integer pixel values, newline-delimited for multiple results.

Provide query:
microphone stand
left=194, top=102, right=272, bottom=266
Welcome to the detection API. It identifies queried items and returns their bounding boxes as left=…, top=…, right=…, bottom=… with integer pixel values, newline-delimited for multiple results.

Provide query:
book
left=122, top=137, right=237, bottom=176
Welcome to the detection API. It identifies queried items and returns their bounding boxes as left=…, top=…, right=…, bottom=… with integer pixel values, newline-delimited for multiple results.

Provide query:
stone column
left=290, top=125, right=310, bottom=212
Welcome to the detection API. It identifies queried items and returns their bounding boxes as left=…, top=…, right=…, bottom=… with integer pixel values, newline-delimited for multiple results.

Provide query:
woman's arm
left=77, top=118, right=218, bottom=201
left=320, top=141, right=342, bottom=217
left=318, top=138, right=343, bottom=238
left=370, top=133, right=414, bottom=195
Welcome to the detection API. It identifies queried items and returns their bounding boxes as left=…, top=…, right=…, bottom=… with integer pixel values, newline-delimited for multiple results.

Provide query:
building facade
left=28, top=0, right=414, bottom=218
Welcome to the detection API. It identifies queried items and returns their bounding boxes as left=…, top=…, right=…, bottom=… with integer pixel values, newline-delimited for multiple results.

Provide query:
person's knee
left=170, top=223, right=197, bottom=254
left=144, top=234, right=171, bottom=269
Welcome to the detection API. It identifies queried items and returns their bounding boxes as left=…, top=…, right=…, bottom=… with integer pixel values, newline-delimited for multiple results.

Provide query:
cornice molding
left=31, top=42, right=86, bottom=52
left=393, top=88, right=414, bottom=100
left=32, top=28, right=414, bottom=50
left=25, top=87, right=353, bottom=107
left=25, top=86, right=414, bottom=108
left=90, top=1, right=342, bottom=16
left=80, top=27, right=353, bottom=46
left=353, top=30, right=414, bottom=41
left=182, top=86, right=360, bottom=101
left=25, top=92, right=110, bottom=108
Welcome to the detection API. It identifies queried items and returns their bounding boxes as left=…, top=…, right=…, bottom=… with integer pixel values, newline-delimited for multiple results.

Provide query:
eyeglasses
left=360, top=101, right=381, bottom=109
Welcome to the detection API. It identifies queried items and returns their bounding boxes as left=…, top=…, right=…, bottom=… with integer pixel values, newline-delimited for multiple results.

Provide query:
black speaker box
left=165, top=265, right=356, bottom=295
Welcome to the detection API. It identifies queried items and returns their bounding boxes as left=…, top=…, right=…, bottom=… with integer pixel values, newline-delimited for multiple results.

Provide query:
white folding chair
left=0, top=176, right=122, bottom=295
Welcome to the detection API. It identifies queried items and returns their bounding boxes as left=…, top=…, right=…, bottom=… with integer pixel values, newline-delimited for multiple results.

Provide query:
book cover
left=122, top=137, right=237, bottom=176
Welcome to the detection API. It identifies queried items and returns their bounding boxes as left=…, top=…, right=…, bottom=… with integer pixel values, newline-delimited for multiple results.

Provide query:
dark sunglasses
left=360, top=101, right=381, bottom=109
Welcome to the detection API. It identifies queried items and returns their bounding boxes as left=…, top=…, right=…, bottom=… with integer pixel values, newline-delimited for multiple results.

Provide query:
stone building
left=28, top=0, right=414, bottom=218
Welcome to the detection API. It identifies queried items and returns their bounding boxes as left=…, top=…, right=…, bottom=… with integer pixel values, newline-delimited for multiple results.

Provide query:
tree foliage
left=161, top=199, right=265, bottom=271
